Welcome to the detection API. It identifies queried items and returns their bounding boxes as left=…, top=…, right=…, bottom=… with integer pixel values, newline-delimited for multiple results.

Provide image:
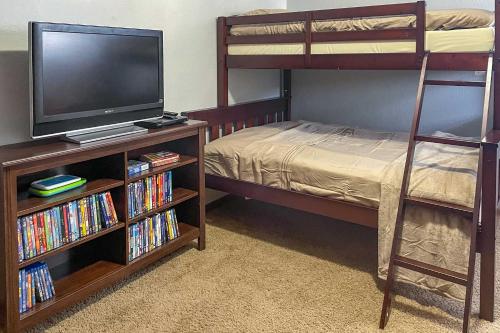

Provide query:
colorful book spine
left=127, top=171, right=173, bottom=218
left=17, top=191, right=119, bottom=263
left=128, top=208, right=180, bottom=261
left=18, top=262, right=55, bottom=313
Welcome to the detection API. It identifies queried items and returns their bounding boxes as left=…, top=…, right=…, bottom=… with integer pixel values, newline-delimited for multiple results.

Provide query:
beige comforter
left=206, top=121, right=408, bottom=207
left=379, top=132, right=477, bottom=300
left=205, top=122, right=477, bottom=300
left=231, top=9, right=494, bottom=36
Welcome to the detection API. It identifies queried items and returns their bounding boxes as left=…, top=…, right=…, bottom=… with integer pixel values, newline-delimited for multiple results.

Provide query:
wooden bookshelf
left=0, top=120, right=207, bottom=332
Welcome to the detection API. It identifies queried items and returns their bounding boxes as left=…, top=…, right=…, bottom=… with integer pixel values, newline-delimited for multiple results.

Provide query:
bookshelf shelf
left=128, top=187, right=198, bottom=224
left=128, top=222, right=199, bottom=265
left=0, top=121, right=207, bottom=331
left=19, top=260, right=124, bottom=326
left=18, top=223, right=126, bottom=269
left=127, top=155, right=198, bottom=183
left=17, top=178, right=124, bottom=217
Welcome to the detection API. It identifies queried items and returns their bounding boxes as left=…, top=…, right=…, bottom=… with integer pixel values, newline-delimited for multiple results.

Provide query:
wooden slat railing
left=223, top=1, right=426, bottom=67
left=182, top=97, right=288, bottom=142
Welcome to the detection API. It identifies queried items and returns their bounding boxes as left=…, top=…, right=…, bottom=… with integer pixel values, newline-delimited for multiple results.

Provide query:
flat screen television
left=29, top=22, right=164, bottom=139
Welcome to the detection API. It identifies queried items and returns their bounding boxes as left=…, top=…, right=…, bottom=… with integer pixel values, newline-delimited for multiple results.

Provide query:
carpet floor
left=31, top=197, right=500, bottom=333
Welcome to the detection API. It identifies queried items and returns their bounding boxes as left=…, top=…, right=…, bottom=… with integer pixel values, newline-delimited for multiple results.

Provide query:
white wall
left=287, top=0, right=494, bottom=136
left=0, top=0, right=286, bottom=145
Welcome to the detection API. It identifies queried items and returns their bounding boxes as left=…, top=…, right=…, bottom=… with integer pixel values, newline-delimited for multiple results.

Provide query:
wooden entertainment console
left=0, top=120, right=207, bottom=331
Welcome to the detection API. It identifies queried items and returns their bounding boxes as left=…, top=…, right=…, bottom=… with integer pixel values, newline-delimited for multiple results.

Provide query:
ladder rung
left=393, top=255, right=468, bottom=286
left=424, top=80, right=486, bottom=87
left=405, top=197, right=473, bottom=218
left=415, top=135, right=480, bottom=148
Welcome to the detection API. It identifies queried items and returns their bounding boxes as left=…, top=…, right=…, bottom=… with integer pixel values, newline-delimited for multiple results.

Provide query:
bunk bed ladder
left=379, top=52, right=493, bottom=333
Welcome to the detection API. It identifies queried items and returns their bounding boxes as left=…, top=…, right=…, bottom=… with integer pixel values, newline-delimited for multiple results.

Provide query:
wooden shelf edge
left=128, top=188, right=198, bottom=224
left=18, top=223, right=126, bottom=269
left=127, top=155, right=198, bottom=183
left=17, top=179, right=125, bottom=217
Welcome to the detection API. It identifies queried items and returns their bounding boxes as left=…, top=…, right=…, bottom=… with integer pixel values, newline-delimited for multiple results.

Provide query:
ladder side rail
left=463, top=54, right=493, bottom=333
left=379, top=53, right=429, bottom=329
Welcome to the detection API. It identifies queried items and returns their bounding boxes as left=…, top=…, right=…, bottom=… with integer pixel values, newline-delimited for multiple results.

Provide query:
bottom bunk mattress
left=205, top=121, right=408, bottom=207
left=205, top=121, right=478, bottom=301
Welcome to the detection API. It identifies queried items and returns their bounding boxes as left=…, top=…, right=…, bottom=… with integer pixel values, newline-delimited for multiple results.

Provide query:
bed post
left=415, top=1, right=426, bottom=65
left=495, top=1, right=500, bottom=129
left=481, top=142, right=497, bottom=322
left=216, top=17, right=229, bottom=139
left=282, top=70, right=292, bottom=121
left=478, top=0, right=500, bottom=322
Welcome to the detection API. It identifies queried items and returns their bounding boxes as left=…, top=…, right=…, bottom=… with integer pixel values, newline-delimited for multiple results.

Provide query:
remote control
left=134, top=115, right=188, bottom=129
left=164, top=111, right=178, bottom=117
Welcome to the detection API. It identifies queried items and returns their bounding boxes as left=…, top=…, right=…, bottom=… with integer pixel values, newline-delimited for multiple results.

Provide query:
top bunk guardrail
left=219, top=1, right=493, bottom=71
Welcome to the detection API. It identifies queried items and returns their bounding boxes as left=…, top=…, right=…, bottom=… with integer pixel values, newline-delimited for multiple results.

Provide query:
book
left=128, top=208, right=180, bottom=261
left=127, top=171, right=173, bottom=218
left=127, top=160, right=149, bottom=176
left=17, top=219, right=24, bottom=262
left=17, top=191, right=119, bottom=262
left=140, top=151, right=180, bottom=168
left=18, top=262, right=55, bottom=313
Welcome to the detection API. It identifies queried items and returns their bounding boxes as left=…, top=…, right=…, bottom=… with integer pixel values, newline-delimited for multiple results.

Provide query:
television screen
left=30, top=22, right=163, bottom=138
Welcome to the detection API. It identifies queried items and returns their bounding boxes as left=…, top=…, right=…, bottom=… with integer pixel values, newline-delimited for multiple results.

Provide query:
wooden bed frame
left=184, top=1, right=499, bottom=322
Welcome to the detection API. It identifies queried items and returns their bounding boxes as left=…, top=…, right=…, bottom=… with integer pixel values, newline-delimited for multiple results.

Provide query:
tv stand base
left=62, top=125, right=148, bottom=144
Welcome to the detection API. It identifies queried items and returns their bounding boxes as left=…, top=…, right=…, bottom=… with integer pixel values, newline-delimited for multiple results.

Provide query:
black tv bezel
left=30, top=22, right=164, bottom=138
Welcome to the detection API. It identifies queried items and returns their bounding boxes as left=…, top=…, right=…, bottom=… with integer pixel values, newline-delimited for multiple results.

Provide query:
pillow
left=238, top=9, right=288, bottom=16
left=229, top=8, right=495, bottom=36
left=427, top=9, right=494, bottom=30
left=230, top=9, right=303, bottom=36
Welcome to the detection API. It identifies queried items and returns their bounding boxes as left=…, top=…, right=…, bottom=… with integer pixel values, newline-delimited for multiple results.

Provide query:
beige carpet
left=32, top=197, right=500, bottom=333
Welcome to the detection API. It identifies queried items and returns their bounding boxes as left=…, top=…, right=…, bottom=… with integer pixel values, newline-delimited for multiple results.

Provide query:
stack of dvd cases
left=19, top=262, right=55, bottom=313
left=17, top=191, right=119, bottom=263
left=127, top=171, right=173, bottom=218
left=128, top=208, right=180, bottom=261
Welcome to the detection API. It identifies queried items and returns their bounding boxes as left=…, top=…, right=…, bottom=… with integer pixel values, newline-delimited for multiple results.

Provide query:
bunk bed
left=184, top=1, right=499, bottom=330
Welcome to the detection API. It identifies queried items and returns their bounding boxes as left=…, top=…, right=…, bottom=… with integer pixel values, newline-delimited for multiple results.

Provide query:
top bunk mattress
left=228, top=8, right=495, bottom=55
left=205, top=121, right=408, bottom=208
left=228, top=28, right=494, bottom=55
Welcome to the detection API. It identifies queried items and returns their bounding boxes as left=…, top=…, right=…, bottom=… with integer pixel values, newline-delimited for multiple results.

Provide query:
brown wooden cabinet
left=0, top=120, right=207, bottom=332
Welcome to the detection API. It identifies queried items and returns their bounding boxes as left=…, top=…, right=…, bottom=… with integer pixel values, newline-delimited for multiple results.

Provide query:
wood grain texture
left=226, top=53, right=490, bottom=71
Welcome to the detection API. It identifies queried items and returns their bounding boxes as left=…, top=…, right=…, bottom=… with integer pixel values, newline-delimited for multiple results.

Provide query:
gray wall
left=0, top=0, right=286, bottom=145
left=287, top=0, right=494, bottom=136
